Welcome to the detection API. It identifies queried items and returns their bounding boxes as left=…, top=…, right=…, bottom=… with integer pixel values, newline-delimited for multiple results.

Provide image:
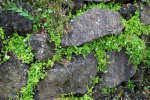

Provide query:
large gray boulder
left=102, top=49, right=136, bottom=88
left=34, top=52, right=98, bottom=100
left=140, top=2, right=150, bottom=25
left=29, top=34, right=54, bottom=62
left=61, top=8, right=123, bottom=47
left=0, top=55, right=29, bottom=99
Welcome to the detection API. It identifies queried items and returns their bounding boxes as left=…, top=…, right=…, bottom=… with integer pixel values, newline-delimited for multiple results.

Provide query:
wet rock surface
left=29, top=34, right=54, bottom=62
left=61, top=8, right=123, bottom=47
left=34, top=52, right=98, bottom=100
left=0, top=1, right=33, bottom=36
left=0, top=55, right=29, bottom=99
left=140, top=2, right=150, bottom=25
left=119, top=4, right=138, bottom=20
left=102, top=49, right=136, bottom=88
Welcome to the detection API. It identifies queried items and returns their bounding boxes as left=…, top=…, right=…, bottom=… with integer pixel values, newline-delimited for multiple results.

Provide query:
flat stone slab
left=61, top=8, right=124, bottom=47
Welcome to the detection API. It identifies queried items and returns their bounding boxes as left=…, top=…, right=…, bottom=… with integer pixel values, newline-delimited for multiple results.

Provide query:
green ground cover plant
left=0, top=0, right=150, bottom=99
left=0, top=31, right=34, bottom=64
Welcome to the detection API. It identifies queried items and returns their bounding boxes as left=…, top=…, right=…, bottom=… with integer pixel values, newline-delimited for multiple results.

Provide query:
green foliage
left=0, top=27, right=7, bottom=63
left=0, top=30, right=34, bottom=64
left=143, top=86, right=150, bottom=97
left=141, top=0, right=150, bottom=5
left=143, top=47, right=150, bottom=72
left=20, top=62, right=47, bottom=100
left=7, top=33, right=34, bottom=63
left=101, top=87, right=117, bottom=96
left=0, top=1, right=148, bottom=99
left=31, top=0, right=74, bottom=48
left=61, top=93, right=93, bottom=100
left=127, top=79, right=135, bottom=91
left=72, top=2, right=121, bottom=18
left=1, top=0, right=34, bottom=20
left=60, top=77, right=99, bottom=100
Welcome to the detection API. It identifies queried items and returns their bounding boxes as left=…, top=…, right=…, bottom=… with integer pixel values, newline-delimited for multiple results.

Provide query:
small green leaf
left=37, top=8, right=42, bottom=11
left=3, top=55, right=10, bottom=61
left=24, top=9, right=28, bottom=14
left=12, top=2, right=17, bottom=8
left=7, top=1, right=11, bottom=5
left=47, top=9, right=52, bottom=13
left=7, top=8, right=16, bottom=11
left=16, top=9, right=23, bottom=13
left=18, top=12, right=29, bottom=17
left=18, top=4, right=22, bottom=10
left=26, top=16, right=34, bottom=20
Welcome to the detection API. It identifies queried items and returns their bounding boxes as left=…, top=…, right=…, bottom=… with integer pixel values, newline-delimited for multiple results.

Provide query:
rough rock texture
left=140, top=2, right=150, bottom=25
left=102, top=49, right=136, bottom=88
left=85, top=0, right=111, bottom=2
left=72, top=0, right=84, bottom=9
left=0, top=55, right=29, bottom=99
left=115, top=0, right=136, bottom=3
left=29, top=34, right=54, bottom=62
left=131, top=67, right=145, bottom=88
left=119, top=4, right=138, bottom=20
left=34, top=52, right=98, bottom=100
left=61, top=8, right=123, bottom=47
left=72, top=0, right=112, bottom=10
left=0, top=1, right=33, bottom=36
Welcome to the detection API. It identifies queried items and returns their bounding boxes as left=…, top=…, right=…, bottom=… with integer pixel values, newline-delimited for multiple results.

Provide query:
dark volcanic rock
left=61, top=8, right=123, bottom=47
left=34, top=52, right=98, bottom=100
left=85, top=0, right=111, bottom=2
left=72, top=0, right=84, bottom=9
left=119, top=4, right=138, bottom=20
left=102, top=49, right=136, bottom=88
left=140, top=2, right=150, bottom=25
left=0, top=55, right=29, bottom=99
left=29, top=34, right=54, bottom=62
left=0, top=1, right=33, bottom=36
left=115, top=0, right=135, bottom=3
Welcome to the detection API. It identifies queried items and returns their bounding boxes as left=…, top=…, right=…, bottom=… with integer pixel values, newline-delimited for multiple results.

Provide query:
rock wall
left=0, top=0, right=149, bottom=99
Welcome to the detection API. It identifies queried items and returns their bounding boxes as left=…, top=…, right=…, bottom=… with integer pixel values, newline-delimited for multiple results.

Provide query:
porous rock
left=85, top=0, right=111, bottom=2
left=0, top=55, right=29, bottom=99
left=29, top=34, right=54, bottom=62
left=102, top=49, right=136, bottom=88
left=34, top=52, right=98, bottom=100
left=140, top=2, right=150, bottom=25
left=61, top=8, right=123, bottom=47
left=0, top=1, right=33, bottom=36
left=119, top=4, right=138, bottom=20
left=72, top=0, right=84, bottom=9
